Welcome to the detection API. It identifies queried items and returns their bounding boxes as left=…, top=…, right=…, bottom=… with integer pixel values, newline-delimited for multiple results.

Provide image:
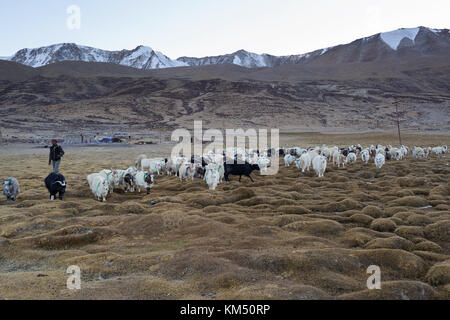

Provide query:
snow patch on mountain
left=380, top=27, right=420, bottom=50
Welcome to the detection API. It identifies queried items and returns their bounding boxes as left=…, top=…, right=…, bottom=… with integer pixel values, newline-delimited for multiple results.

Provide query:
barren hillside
left=0, top=56, right=449, bottom=137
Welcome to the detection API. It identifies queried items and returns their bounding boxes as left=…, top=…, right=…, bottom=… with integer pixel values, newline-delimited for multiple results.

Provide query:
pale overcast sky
left=0, top=0, right=448, bottom=58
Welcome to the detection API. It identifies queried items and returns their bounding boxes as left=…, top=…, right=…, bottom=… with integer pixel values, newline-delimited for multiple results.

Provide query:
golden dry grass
left=0, top=133, right=449, bottom=300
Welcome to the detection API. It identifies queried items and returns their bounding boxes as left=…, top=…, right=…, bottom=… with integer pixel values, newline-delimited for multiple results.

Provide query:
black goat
left=340, top=148, right=350, bottom=157
left=44, top=172, right=66, bottom=200
left=194, top=166, right=206, bottom=179
left=385, top=151, right=392, bottom=161
left=224, top=162, right=260, bottom=182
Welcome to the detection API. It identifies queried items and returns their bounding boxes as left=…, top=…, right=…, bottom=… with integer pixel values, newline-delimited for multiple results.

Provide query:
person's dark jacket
left=49, top=144, right=65, bottom=163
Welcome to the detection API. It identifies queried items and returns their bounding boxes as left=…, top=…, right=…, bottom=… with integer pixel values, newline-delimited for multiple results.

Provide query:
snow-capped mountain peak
left=3, top=43, right=187, bottom=69
left=178, top=49, right=274, bottom=68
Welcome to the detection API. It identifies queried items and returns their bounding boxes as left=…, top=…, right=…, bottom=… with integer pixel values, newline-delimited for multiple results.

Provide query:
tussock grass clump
left=0, top=237, right=10, bottom=246
left=203, top=206, right=223, bottom=214
left=396, top=190, right=416, bottom=197
left=278, top=205, right=311, bottom=215
left=187, top=194, right=224, bottom=207
left=412, top=251, right=449, bottom=264
left=351, top=192, right=380, bottom=202
left=161, top=210, right=186, bottom=231
left=426, top=211, right=450, bottom=220
left=212, top=215, right=236, bottom=225
left=184, top=186, right=205, bottom=192
left=424, top=220, right=450, bottom=242
left=370, top=218, right=397, bottom=232
left=269, top=198, right=299, bottom=206
left=389, top=216, right=403, bottom=226
left=212, top=272, right=249, bottom=290
left=284, top=219, right=344, bottom=236
left=361, top=205, right=385, bottom=218
left=331, top=175, right=349, bottom=183
left=322, top=198, right=362, bottom=213
left=33, top=225, right=100, bottom=249
left=306, top=181, right=323, bottom=188
left=394, top=167, right=410, bottom=177
left=414, top=241, right=442, bottom=253
left=158, top=251, right=228, bottom=280
left=425, top=260, right=450, bottom=286
left=435, top=204, right=450, bottom=211
left=339, top=210, right=361, bottom=217
left=235, top=196, right=268, bottom=207
left=115, top=214, right=165, bottom=236
left=364, top=236, right=414, bottom=251
left=230, top=187, right=256, bottom=202
left=248, top=248, right=361, bottom=280
left=411, top=188, right=429, bottom=196
left=393, top=211, right=413, bottom=220
left=306, top=270, right=363, bottom=296
left=388, top=196, right=428, bottom=208
left=286, top=184, right=313, bottom=193
left=337, top=281, right=438, bottom=300
left=430, top=200, right=448, bottom=207
left=394, top=226, right=424, bottom=241
left=115, top=202, right=148, bottom=215
left=406, top=214, right=433, bottom=226
left=273, top=215, right=307, bottom=227
left=349, top=214, right=374, bottom=226
left=354, top=249, right=426, bottom=278
left=283, top=235, right=338, bottom=248
left=221, top=284, right=331, bottom=300
left=429, top=185, right=449, bottom=200
left=359, top=171, right=375, bottom=179
left=342, top=228, right=391, bottom=247
left=397, top=177, right=426, bottom=188
left=16, top=200, right=40, bottom=208
left=384, top=206, right=415, bottom=216
left=251, top=204, right=275, bottom=211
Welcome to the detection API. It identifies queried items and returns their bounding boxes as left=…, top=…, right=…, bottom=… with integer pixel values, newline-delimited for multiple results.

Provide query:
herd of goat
left=2, top=144, right=448, bottom=203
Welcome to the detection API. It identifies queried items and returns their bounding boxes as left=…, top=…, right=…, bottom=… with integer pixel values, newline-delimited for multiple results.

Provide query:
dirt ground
left=0, top=132, right=449, bottom=300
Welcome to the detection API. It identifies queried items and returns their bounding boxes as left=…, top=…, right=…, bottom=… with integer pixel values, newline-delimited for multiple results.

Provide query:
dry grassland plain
left=0, top=132, right=449, bottom=300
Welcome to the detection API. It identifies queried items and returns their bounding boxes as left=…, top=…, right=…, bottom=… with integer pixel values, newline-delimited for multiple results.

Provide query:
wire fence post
left=394, top=100, right=402, bottom=146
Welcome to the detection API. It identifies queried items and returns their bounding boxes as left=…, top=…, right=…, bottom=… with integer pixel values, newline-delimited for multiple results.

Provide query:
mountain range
left=1, top=26, right=449, bottom=70
left=1, top=26, right=449, bottom=136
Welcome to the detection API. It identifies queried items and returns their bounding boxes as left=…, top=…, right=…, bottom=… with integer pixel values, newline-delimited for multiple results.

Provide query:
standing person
left=49, top=139, right=65, bottom=173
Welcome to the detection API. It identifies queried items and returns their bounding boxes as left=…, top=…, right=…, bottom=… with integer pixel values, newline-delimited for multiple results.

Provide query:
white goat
left=205, top=164, right=220, bottom=190
left=346, top=152, right=357, bottom=164
left=361, top=149, right=370, bottom=164
left=296, top=153, right=311, bottom=173
left=312, top=155, right=327, bottom=177
left=284, top=154, right=296, bottom=167
left=374, top=153, right=385, bottom=169
left=87, top=173, right=109, bottom=202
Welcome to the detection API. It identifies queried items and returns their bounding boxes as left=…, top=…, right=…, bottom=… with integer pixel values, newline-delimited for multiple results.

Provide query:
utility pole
left=393, top=100, right=402, bottom=147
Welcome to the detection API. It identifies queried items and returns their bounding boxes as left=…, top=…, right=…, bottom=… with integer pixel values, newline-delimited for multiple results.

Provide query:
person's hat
left=51, top=139, right=57, bottom=143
